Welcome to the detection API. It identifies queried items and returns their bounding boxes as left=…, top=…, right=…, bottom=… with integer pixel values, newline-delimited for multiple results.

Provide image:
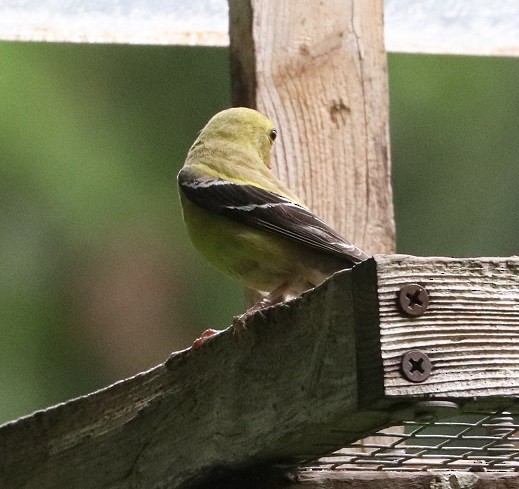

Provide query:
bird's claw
left=192, top=328, right=220, bottom=349
left=232, top=315, right=247, bottom=333
left=233, top=307, right=270, bottom=332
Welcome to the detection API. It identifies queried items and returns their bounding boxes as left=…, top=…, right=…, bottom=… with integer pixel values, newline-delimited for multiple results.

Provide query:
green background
left=0, top=42, right=517, bottom=424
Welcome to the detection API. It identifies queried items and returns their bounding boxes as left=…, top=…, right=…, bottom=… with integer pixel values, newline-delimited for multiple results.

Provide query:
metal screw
left=398, top=284, right=429, bottom=317
left=485, top=412, right=516, bottom=457
left=414, top=400, right=459, bottom=422
left=400, top=350, right=432, bottom=383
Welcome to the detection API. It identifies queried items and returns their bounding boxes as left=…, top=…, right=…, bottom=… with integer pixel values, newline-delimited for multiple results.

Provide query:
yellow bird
left=178, top=107, right=368, bottom=331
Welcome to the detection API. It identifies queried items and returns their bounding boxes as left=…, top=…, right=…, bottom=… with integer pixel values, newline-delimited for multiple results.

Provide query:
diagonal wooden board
left=1, top=255, right=519, bottom=488
left=0, top=259, right=388, bottom=489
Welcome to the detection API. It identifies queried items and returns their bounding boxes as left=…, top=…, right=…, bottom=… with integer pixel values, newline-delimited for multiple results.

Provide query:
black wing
left=178, top=166, right=368, bottom=263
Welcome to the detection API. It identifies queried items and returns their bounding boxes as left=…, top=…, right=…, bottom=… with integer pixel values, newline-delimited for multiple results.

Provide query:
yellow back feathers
left=178, top=107, right=368, bottom=329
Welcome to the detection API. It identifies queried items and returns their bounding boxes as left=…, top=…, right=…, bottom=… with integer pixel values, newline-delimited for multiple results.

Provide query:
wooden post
left=229, top=1, right=395, bottom=480
left=229, top=0, right=395, bottom=254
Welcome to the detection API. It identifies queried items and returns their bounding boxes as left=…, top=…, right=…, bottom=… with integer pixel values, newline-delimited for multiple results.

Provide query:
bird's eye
left=269, top=129, right=277, bottom=142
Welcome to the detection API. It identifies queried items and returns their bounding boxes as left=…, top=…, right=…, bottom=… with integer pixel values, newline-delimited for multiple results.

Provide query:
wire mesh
left=306, top=406, right=519, bottom=472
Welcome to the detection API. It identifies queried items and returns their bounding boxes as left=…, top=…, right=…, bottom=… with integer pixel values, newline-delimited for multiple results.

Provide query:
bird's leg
left=233, top=282, right=289, bottom=332
left=192, top=328, right=221, bottom=349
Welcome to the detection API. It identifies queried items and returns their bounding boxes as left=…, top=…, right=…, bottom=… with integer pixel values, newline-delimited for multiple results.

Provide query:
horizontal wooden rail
left=1, top=255, right=518, bottom=488
left=377, top=255, right=519, bottom=398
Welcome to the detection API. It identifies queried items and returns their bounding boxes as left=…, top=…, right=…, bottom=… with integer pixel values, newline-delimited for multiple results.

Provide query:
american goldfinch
left=178, top=107, right=368, bottom=331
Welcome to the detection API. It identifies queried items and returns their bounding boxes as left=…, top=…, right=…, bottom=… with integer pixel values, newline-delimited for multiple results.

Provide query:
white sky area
left=0, top=0, right=517, bottom=56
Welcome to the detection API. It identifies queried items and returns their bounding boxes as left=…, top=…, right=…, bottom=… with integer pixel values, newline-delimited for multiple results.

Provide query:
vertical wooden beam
left=229, top=0, right=394, bottom=255
left=229, top=1, right=396, bottom=482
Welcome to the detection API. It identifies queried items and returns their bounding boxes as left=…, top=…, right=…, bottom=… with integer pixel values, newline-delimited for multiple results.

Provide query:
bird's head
left=194, top=107, right=277, bottom=168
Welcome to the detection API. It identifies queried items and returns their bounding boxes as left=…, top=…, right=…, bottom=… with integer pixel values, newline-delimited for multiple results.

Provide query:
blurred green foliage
left=390, top=54, right=519, bottom=256
left=0, top=42, right=517, bottom=424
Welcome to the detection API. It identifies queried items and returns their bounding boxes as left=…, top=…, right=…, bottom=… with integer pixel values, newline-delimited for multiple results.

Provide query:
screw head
left=401, top=350, right=432, bottom=383
left=398, top=284, right=429, bottom=317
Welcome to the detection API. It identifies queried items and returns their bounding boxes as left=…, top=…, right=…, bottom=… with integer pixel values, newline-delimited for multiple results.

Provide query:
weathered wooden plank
left=229, top=0, right=395, bottom=255
left=376, top=255, right=519, bottom=398
left=1, top=256, right=519, bottom=487
left=0, top=260, right=392, bottom=489
left=229, top=2, right=395, bottom=466
left=296, top=254, right=519, bottom=487
left=291, top=470, right=519, bottom=488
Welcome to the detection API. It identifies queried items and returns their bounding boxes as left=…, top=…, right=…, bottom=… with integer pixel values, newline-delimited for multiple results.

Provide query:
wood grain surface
left=0, top=260, right=392, bottom=489
left=229, top=0, right=394, bottom=255
left=377, top=255, right=519, bottom=397
left=292, top=470, right=519, bottom=488
left=2, top=256, right=519, bottom=488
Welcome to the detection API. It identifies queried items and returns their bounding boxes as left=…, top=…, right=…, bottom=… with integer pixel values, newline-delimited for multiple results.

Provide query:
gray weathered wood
left=377, top=255, right=519, bottom=398
left=229, top=0, right=395, bottom=255
left=0, top=259, right=392, bottom=489
left=291, top=470, right=519, bottom=488
left=2, top=256, right=519, bottom=488
left=296, top=256, right=519, bottom=486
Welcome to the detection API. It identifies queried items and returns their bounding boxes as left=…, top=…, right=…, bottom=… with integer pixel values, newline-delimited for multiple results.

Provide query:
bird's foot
left=233, top=283, right=290, bottom=332
left=233, top=307, right=271, bottom=332
left=232, top=314, right=248, bottom=332
left=192, top=328, right=220, bottom=349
